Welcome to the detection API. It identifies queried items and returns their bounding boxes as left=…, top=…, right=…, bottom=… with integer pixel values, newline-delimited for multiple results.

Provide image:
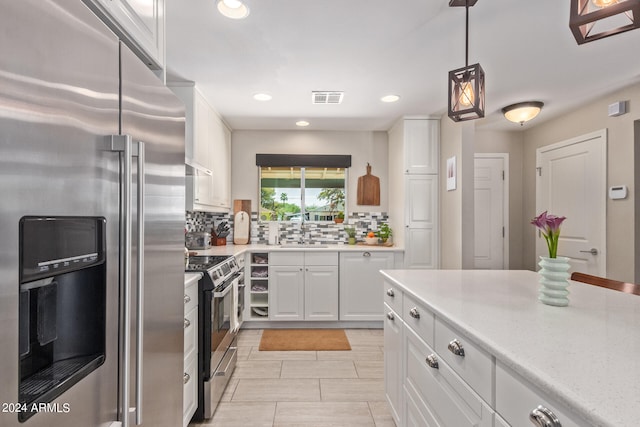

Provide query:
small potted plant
left=334, top=211, right=345, bottom=224
left=376, top=223, right=392, bottom=244
left=344, top=226, right=357, bottom=245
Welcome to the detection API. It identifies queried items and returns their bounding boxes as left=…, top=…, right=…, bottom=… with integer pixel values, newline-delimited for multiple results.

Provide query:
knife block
left=211, top=232, right=227, bottom=246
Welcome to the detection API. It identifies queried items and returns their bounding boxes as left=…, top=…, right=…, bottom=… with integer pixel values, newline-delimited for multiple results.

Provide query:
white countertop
left=380, top=269, right=640, bottom=427
left=184, top=272, right=202, bottom=287
left=190, top=243, right=404, bottom=258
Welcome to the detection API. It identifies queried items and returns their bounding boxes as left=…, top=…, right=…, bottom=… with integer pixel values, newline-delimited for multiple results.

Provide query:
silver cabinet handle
left=183, top=373, right=190, bottom=385
left=447, top=339, right=465, bottom=357
left=184, top=294, right=191, bottom=304
left=425, top=354, right=439, bottom=369
left=409, top=307, right=420, bottom=319
left=386, top=312, right=395, bottom=321
left=363, top=251, right=371, bottom=257
left=386, top=288, right=395, bottom=297
left=184, top=318, right=191, bottom=329
left=135, top=140, right=145, bottom=426
left=579, top=248, right=598, bottom=255
left=529, top=405, right=562, bottom=427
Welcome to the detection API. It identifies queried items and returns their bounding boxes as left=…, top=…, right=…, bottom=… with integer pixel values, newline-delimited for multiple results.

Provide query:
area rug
left=258, top=329, right=351, bottom=351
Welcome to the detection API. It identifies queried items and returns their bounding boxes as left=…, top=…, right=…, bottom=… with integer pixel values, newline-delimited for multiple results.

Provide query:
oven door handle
left=213, top=281, right=234, bottom=298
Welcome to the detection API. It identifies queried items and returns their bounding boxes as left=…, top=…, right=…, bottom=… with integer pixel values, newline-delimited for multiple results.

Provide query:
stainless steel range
left=185, top=255, right=240, bottom=420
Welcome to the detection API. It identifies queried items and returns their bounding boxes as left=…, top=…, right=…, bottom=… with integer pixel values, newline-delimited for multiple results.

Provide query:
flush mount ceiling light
left=217, top=0, right=250, bottom=19
left=448, top=0, right=485, bottom=122
left=570, top=0, right=640, bottom=44
left=502, top=101, right=544, bottom=126
left=296, top=120, right=310, bottom=127
left=253, top=93, right=272, bottom=101
left=380, top=95, right=400, bottom=103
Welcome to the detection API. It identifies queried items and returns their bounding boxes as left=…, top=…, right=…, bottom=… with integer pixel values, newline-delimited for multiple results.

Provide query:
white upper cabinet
left=169, top=83, right=231, bottom=212
left=84, top=0, right=165, bottom=70
left=404, top=119, right=439, bottom=174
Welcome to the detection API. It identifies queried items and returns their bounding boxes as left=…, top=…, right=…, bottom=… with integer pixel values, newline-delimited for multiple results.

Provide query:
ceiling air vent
left=312, top=91, right=344, bottom=105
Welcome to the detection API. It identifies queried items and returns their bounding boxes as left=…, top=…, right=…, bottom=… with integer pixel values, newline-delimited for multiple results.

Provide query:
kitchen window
left=256, top=154, right=351, bottom=222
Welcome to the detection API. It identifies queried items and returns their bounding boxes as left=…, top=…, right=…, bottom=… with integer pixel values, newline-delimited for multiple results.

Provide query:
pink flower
left=531, top=211, right=566, bottom=258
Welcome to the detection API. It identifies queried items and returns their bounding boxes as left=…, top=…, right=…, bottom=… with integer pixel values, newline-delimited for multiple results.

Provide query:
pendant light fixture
left=448, top=0, right=485, bottom=122
left=569, top=0, right=640, bottom=44
left=502, top=101, right=544, bottom=126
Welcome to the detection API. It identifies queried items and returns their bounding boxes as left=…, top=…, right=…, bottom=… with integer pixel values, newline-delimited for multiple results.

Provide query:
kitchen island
left=380, top=269, right=640, bottom=427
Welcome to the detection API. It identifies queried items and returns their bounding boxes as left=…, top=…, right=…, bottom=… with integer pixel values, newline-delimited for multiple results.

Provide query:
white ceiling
left=166, top=0, right=640, bottom=132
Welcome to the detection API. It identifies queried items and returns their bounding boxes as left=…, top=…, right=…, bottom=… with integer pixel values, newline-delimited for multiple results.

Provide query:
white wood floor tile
left=354, top=360, right=384, bottom=379
left=316, top=347, right=383, bottom=361
left=274, top=402, right=375, bottom=426
left=194, top=401, right=276, bottom=427
left=232, top=378, right=321, bottom=402
left=280, top=360, right=357, bottom=379
left=368, top=401, right=397, bottom=427
left=320, top=378, right=386, bottom=402
left=248, top=349, right=318, bottom=361
left=233, top=360, right=283, bottom=378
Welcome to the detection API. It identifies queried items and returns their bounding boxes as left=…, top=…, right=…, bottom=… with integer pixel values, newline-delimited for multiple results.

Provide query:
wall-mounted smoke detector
left=312, top=91, right=344, bottom=104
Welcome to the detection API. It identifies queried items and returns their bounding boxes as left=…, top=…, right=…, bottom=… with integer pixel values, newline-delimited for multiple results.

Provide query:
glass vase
left=537, top=256, right=571, bottom=306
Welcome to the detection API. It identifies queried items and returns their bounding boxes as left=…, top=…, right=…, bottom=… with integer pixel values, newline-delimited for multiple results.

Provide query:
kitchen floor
left=190, top=328, right=396, bottom=427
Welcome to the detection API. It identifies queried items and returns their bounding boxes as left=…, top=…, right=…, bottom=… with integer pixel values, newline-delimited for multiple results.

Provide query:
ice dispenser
left=18, top=216, right=106, bottom=422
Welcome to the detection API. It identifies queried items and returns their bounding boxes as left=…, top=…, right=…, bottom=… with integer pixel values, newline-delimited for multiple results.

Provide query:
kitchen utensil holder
left=211, top=232, right=227, bottom=246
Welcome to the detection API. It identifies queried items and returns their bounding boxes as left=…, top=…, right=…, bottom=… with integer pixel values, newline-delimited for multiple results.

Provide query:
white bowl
left=364, top=236, right=378, bottom=245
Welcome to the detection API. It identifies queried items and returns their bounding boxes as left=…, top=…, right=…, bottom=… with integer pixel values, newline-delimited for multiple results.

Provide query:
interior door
left=474, top=155, right=508, bottom=269
left=536, top=130, right=607, bottom=275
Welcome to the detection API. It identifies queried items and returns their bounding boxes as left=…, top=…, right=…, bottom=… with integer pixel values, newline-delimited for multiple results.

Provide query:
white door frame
left=474, top=153, right=510, bottom=269
left=535, top=129, right=607, bottom=276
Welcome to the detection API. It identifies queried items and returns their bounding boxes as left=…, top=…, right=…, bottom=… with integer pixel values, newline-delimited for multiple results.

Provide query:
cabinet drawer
left=183, top=355, right=198, bottom=427
left=383, top=280, right=402, bottom=314
left=403, top=293, right=435, bottom=347
left=269, top=251, right=304, bottom=266
left=496, top=361, right=584, bottom=427
left=434, top=318, right=493, bottom=405
left=184, top=280, right=198, bottom=314
left=305, top=251, right=338, bottom=266
left=184, top=306, right=198, bottom=358
left=403, top=327, right=494, bottom=427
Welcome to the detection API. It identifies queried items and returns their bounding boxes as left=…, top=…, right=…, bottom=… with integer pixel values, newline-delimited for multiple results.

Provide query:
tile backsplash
left=186, top=211, right=390, bottom=245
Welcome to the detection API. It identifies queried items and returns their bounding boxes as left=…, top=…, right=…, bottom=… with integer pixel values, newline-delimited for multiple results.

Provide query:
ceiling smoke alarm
left=312, top=91, right=344, bottom=104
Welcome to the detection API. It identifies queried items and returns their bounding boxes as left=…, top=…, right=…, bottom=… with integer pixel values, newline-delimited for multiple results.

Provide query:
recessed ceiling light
left=296, top=121, right=310, bottom=127
left=217, top=0, right=250, bottom=19
left=381, top=95, right=400, bottom=103
left=253, top=93, right=272, bottom=101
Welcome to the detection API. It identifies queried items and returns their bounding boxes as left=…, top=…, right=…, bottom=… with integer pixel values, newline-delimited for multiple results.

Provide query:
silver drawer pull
left=363, top=251, right=371, bottom=257
left=529, top=405, right=562, bottom=427
left=409, top=307, right=420, bottom=319
left=386, top=288, right=395, bottom=297
left=184, top=294, right=191, bottom=304
left=386, top=312, right=395, bottom=321
left=425, top=354, right=439, bottom=369
left=184, top=318, right=191, bottom=329
left=447, top=339, right=465, bottom=357
left=183, top=373, right=190, bottom=384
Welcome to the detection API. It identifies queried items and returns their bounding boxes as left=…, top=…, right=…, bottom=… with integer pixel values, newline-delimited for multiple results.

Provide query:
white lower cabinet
left=384, top=303, right=403, bottom=425
left=496, top=361, right=584, bottom=427
left=339, top=251, right=394, bottom=321
left=183, top=275, right=199, bottom=427
left=269, top=252, right=338, bottom=321
left=403, top=327, right=494, bottom=427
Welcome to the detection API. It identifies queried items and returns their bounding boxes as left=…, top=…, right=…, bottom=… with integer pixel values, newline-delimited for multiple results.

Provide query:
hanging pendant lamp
left=448, top=0, right=485, bottom=122
left=569, top=0, right=640, bottom=45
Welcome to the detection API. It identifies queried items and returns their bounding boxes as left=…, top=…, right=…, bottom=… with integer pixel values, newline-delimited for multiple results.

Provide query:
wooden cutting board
left=233, top=211, right=250, bottom=244
left=357, top=163, right=380, bottom=206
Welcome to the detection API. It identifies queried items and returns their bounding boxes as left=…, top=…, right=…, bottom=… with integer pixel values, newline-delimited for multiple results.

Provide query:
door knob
left=579, top=248, right=598, bottom=255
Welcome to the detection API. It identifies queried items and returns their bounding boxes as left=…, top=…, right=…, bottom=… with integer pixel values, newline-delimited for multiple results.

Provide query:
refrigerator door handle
left=134, top=140, right=145, bottom=425
left=106, top=135, right=144, bottom=427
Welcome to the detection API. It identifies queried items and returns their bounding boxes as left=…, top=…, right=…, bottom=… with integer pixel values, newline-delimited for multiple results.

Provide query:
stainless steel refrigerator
left=0, top=1, right=186, bottom=426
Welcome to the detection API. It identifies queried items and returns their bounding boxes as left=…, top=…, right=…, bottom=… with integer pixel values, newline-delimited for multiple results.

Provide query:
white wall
left=231, top=130, right=389, bottom=215
left=522, top=81, right=640, bottom=282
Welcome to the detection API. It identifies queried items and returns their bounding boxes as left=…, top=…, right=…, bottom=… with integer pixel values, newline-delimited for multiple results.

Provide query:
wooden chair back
left=570, top=272, right=640, bottom=296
